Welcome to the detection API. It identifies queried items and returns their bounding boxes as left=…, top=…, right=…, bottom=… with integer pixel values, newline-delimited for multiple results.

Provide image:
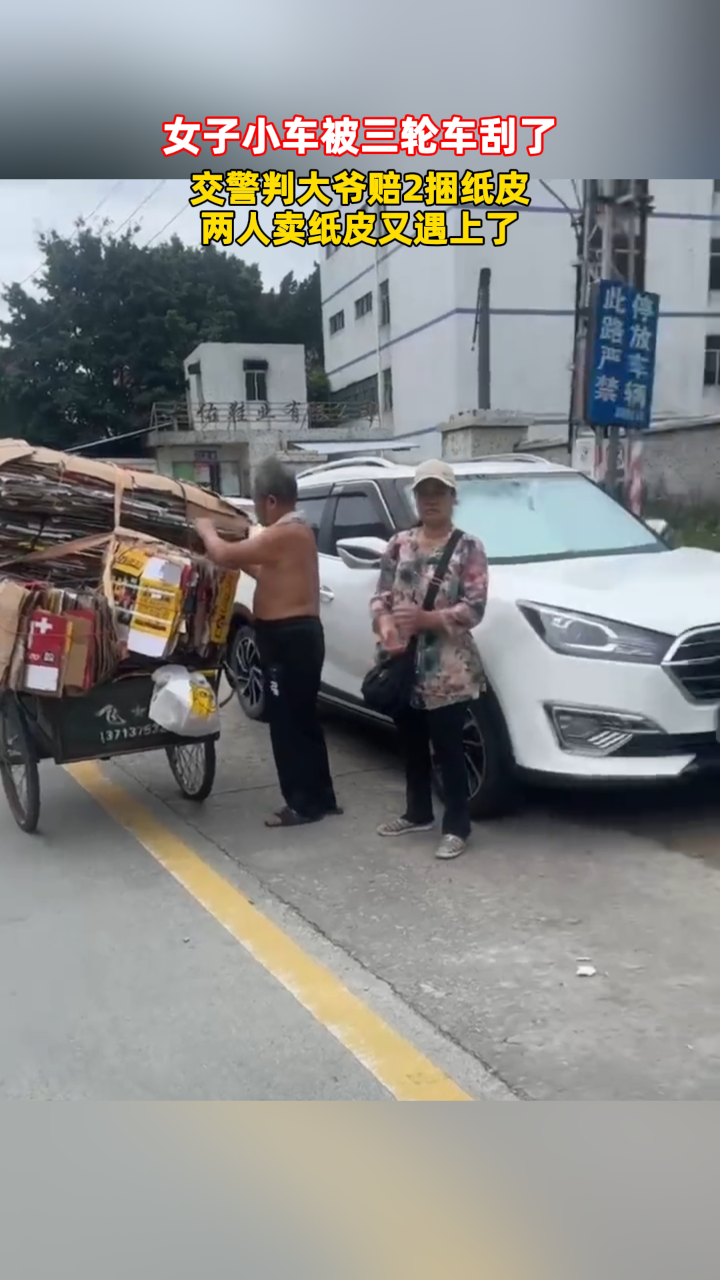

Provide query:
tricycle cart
left=0, top=668, right=221, bottom=834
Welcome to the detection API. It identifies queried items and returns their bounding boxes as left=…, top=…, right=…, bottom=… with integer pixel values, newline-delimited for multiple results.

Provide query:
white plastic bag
left=149, top=665, right=220, bottom=738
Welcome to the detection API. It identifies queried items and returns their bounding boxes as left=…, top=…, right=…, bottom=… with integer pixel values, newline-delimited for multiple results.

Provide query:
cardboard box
left=63, top=608, right=96, bottom=691
left=22, top=610, right=72, bottom=694
left=110, top=542, right=188, bottom=660
left=0, top=580, right=28, bottom=687
left=208, top=571, right=239, bottom=647
left=0, top=440, right=252, bottom=540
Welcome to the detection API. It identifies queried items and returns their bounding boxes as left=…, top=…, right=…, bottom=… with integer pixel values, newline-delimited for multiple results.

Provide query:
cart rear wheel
left=0, top=698, right=40, bottom=833
left=165, top=739, right=216, bottom=802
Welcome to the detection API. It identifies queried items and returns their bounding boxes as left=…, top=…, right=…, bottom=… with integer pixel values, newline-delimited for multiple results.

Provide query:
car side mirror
left=645, top=517, right=675, bottom=546
left=336, top=536, right=388, bottom=570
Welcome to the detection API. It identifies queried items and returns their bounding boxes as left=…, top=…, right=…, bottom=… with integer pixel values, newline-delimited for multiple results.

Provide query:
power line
left=143, top=201, right=191, bottom=248
left=12, top=180, right=126, bottom=290
left=111, top=180, right=168, bottom=237
left=66, top=422, right=160, bottom=454
left=2, top=180, right=169, bottom=351
left=539, top=178, right=581, bottom=219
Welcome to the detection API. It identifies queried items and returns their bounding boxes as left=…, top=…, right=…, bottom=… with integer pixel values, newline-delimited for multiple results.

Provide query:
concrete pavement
left=111, top=695, right=720, bottom=1101
left=0, top=766, right=393, bottom=1100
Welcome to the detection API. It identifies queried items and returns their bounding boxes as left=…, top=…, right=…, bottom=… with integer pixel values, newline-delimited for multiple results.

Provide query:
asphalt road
left=113, top=696, right=720, bottom=1101
left=0, top=766, right=392, bottom=1101
left=5, top=692, right=720, bottom=1102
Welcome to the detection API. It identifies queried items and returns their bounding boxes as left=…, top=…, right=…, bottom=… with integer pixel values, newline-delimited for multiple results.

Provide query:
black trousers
left=254, top=616, right=337, bottom=820
left=394, top=701, right=471, bottom=840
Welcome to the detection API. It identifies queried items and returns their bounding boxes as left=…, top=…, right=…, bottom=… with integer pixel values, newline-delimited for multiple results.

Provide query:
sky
left=0, top=179, right=318, bottom=318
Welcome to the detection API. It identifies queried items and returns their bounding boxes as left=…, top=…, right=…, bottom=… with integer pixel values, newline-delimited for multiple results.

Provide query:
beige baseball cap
left=411, top=458, right=457, bottom=491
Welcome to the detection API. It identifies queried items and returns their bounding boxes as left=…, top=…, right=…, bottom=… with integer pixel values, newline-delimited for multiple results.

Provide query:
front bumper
left=494, top=637, right=720, bottom=782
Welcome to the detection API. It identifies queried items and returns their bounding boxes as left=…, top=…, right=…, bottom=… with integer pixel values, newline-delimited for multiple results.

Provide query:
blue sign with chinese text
left=585, top=280, right=659, bottom=431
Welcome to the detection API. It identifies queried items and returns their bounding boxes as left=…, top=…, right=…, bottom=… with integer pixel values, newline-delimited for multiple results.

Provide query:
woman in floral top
left=369, top=459, right=489, bottom=860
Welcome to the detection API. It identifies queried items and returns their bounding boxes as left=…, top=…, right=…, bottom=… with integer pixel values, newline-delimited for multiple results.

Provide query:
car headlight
left=518, top=602, right=672, bottom=664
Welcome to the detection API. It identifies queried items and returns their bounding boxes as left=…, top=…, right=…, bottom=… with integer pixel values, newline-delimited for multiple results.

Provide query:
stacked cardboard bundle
left=107, top=536, right=239, bottom=662
left=0, top=441, right=250, bottom=697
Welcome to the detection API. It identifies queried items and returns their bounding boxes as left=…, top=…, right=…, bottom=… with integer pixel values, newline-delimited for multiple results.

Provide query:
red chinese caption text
left=191, top=168, right=530, bottom=248
left=163, top=114, right=556, bottom=158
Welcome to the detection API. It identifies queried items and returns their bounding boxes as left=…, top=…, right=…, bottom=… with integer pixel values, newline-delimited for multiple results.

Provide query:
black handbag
left=361, top=529, right=463, bottom=717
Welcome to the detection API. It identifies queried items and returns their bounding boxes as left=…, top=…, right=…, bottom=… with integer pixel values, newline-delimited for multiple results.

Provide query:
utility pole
left=568, top=182, right=598, bottom=453
left=569, top=180, right=652, bottom=501
left=473, top=267, right=491, bottom=410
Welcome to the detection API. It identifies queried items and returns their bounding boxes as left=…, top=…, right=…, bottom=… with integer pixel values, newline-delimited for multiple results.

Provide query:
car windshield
left=404, top=472, right=664, bottom=564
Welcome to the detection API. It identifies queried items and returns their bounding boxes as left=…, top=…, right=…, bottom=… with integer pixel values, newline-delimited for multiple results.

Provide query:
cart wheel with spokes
left=0, top=697, right=41, bottom=833
left=165, top=739, right=217, bottom=802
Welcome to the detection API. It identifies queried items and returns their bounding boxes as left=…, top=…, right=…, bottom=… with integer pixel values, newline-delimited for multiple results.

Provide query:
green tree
left=0, top=223, right=325, bottom=450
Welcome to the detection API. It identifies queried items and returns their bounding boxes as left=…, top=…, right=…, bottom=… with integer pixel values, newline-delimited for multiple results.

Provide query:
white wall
left=646, top=180, right=713, bottom=417
left=183, top=343, right=308, bottom=422
left=320, top=180, right=720, bottom=447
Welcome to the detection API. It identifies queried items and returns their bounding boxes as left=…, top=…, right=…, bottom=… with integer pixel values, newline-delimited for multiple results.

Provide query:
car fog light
left=546, top=705, right=663, bottom=756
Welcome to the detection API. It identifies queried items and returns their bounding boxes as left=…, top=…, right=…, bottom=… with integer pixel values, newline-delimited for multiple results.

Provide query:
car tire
left=227, top=622, right=266, bottom=722
left=431, top=691, right=517, bottom=820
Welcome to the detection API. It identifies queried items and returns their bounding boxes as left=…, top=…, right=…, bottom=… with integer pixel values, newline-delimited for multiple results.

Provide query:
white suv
left=228, top=455, right=720, bottom=816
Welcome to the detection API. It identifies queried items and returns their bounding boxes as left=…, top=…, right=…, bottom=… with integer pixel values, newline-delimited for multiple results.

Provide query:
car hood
left=494, top=546, right=720, bottom=637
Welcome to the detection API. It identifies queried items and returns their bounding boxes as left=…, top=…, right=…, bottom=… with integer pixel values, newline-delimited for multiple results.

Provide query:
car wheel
left=431, top=693, right=516, bottom=820
left=227, top=622, right=266, bottom=721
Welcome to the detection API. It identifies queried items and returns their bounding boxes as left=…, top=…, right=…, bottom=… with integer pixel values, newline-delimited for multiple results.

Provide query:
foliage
left=645, top=497, right=720, bottom=551
left=0, top=222, right=324, bottom=451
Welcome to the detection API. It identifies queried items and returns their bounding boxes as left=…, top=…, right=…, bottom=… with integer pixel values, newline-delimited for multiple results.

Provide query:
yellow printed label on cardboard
left=191, top=684, right=216, bottom=718
left=132, top=585, right=181, bottom=637
left=208, top=572, right=239, bottom=646
left=114, top=546, right=151, bottom=578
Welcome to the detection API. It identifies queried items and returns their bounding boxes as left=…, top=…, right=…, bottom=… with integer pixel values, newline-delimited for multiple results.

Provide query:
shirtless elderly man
left=195, top=455, right=340, bottom=828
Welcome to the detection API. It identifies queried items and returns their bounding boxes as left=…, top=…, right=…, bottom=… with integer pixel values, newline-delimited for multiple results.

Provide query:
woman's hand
left=393, top=603, right=423, bottom=634
left=378, top=614, right=406, bottom=654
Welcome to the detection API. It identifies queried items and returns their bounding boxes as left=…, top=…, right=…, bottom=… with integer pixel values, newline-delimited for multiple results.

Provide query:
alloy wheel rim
left=233, top=633, right=264, bottom=712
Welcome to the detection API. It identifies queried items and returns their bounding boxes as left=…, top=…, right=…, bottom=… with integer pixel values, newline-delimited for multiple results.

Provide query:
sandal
left=264, top=807, right=323, bottom=828
left=377, top=816, right=434, bottom=837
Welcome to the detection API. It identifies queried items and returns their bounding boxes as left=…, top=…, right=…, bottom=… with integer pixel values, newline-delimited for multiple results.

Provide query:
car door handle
left=320, top=586, right=334, bottom=603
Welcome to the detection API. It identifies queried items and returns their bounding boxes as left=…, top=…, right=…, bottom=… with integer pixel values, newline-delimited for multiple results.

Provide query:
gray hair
left=252, top=455, right=298, bottom=505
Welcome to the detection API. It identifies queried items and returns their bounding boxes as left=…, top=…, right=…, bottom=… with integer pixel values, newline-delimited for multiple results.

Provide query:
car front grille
left=663, top=627, right=720, bottom=703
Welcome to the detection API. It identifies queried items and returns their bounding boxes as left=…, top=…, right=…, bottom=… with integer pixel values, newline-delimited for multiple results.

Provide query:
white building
left=148, top=340, right=397, bottom=492
left=150, top=341, right=309, bottom=494
left=320, top=179, right=720, bottom=455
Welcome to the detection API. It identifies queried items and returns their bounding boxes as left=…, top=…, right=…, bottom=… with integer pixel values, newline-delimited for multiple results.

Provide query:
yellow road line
left=66, top=761, right=472, bottom=1102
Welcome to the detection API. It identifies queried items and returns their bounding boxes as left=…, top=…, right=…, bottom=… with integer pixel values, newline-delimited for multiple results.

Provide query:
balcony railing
left=149, top=399, right=380, bottom=438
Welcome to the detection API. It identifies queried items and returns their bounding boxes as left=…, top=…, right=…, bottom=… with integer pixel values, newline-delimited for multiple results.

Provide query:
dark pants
left=394, top=701, right=471, bottom=840
left=254, top=616, right=337, bottom=820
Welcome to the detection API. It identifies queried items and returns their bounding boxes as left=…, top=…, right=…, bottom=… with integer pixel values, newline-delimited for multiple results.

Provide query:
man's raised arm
left=195, top=518, right=284, bottom=570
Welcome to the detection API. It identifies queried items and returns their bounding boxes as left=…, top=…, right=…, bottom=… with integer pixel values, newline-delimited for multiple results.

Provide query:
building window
left=329, top=309, right=345, bottom=335
left=379, top=279, right=390, bottom=327
left=704, top=335, right=720, bottom=386
left=382, top=367, right=393, bottom=412
left=710, top=239, right=720, bottom=292
left=244, top=367, right=268, bottom=401
left=355, top=291, right=373, bottom=319
left=328, top=372, right=378, bottom=417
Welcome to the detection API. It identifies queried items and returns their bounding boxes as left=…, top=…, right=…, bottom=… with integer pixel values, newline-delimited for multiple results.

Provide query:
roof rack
left=483, top=452, right=554, bottom=465
left=298, top=456, right=398, bottom=479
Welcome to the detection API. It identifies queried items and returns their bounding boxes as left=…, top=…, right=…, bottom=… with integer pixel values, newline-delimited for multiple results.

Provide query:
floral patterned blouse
left=369, top=527, right=489, bottom=711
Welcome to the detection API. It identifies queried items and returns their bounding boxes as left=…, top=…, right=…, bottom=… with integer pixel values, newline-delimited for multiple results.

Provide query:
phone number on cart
left=98, top=725, right=159, bottom=745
